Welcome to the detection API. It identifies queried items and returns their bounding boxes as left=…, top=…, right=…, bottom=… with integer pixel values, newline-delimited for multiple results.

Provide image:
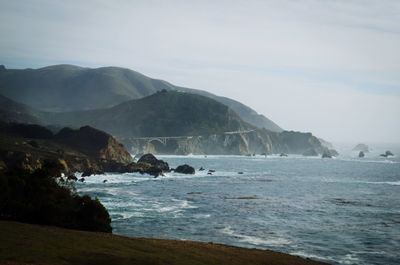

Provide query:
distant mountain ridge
left=44, top=90, right=252, bottom=138
left=0, top=64, right=282, bottom=132
left=0, top=92, right=325, bottom=156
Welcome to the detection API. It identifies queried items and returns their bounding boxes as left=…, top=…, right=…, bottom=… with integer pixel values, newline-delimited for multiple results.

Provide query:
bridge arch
left=147, top=137, right=167, bottom=146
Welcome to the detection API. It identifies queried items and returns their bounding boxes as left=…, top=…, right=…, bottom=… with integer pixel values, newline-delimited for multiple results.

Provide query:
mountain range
left=0, top=64, right=282, bottom=132
left=0, top=64, right=331, bottom=156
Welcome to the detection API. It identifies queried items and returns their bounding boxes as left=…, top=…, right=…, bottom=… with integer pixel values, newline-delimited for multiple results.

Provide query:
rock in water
left=280, top=153, right=288, bottom=157
left=385, top=150, right=394, bottom=156
left=359, top=151, right=365, bottom=158
left=175, top=164, right=195, bottom=174
left=380, top=150, right=394, bottom=157
left=352, top=143, right=369, bottom=152
left=137, top=153, right=169, bottom=171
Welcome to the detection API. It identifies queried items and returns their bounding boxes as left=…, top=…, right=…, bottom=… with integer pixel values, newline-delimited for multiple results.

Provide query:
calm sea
left=76, top=144, right=400, bottom=265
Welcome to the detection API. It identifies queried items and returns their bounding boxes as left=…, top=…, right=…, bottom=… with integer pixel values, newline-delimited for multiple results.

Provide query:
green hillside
left=45, top=90, right=251, bottom=138
left=0, top=64, right=282, bottom=131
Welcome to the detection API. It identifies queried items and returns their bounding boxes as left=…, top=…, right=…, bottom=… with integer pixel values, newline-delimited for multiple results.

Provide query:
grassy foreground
left=0, top=221, right=329, bottom=265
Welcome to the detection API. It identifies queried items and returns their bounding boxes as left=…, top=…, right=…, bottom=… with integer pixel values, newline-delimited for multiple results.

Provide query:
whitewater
left=76, top=145, right=400, bottom=265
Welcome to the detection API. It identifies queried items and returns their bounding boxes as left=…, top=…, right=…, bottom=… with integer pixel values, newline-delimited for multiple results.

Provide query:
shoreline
left=0, top=220, right=330, bottom=265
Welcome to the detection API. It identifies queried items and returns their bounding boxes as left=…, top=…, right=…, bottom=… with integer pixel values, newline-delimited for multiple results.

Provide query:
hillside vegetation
left=0, top=64, right=282, bottom=131
left=44, top=90, right=251, bottom=138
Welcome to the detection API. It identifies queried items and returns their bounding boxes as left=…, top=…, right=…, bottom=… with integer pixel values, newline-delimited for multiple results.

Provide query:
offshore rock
left=380, top=150, right=394, bottom=157
left=137, top=153, right=169, bottom=172
left=175, top=164, right=195, bottom=174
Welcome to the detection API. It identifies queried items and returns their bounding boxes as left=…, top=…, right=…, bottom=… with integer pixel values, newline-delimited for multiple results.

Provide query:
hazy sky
left=1, top=0, right=399, bottom=143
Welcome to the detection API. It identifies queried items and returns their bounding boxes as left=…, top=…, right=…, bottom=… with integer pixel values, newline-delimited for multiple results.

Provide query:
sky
left=0, top=0, right=399, bottom=143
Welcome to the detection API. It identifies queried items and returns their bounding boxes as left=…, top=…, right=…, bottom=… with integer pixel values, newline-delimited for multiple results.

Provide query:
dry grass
left=0, top=221, right=329, bottom=265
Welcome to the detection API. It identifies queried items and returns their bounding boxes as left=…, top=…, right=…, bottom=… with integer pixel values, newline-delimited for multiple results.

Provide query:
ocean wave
left=220, top=226, right=291, bottom=247
left=335, top=157, right=399, bottom=164
left=151, top=199, right=198, bottom=214
left=324, top=180, right=400, bottom=186
left=75, top=172, right=151, bottom=184
left=290, top=251, right=332, bottom=263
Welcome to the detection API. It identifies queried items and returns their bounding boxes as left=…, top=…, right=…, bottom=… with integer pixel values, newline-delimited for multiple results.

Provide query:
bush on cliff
left=0, top=160, right=111, bottom=233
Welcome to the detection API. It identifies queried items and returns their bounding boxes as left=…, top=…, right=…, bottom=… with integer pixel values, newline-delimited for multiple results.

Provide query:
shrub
left=0, top=160, right=112, bottom=233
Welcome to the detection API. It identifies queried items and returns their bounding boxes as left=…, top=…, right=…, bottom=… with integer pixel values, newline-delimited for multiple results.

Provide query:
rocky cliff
left=122, top=129, right=323, bottom=156
left=0, top=122, right=133, bottom=174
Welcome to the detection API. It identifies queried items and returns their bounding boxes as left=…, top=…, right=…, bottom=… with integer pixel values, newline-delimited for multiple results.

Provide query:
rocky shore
left=0, top=122, right=174, bottom=177
left=0, top=122, right=198, bottom=178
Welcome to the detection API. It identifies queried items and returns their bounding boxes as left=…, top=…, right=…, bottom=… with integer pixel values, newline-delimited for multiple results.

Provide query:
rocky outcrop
left=322, top=150, right=332, bottom=158
left=137, top=154, right=169, bottom=172
left=328, top=149, right=339, bottom=157
left=123, top=129, right=325, bottom=156
left=358, top=151, right=365, bottom=158
left=353, top=144, right=369, bottom=152
left=380, top=151, right=394, bottom=157
left=0, top=123, right=133, bottom=175
left=302, top=148, right=318, bottom=157
left=174, top=164, right=195, bottom=174
left=55, top=126, right=132, bottom=164
left=321, top=149, right=339, bottom=158
left=321, top=148, right=339, bottom=158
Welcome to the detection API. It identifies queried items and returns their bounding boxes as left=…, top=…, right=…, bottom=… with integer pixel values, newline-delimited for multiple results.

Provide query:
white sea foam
left=220, top=226, right=291, bottom=246
left=290, top=251, right=332, bottom=262
left=366, top=180, right=400, bottom=186
left=323, top=179, right=400, bottom=186
left=193, top=213, right=211, bottom=218
left=150, top=199, right=198, bottom=215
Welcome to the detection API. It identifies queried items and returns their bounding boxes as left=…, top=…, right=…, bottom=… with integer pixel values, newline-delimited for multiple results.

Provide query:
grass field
left=0, top=221, right=329, bottom=265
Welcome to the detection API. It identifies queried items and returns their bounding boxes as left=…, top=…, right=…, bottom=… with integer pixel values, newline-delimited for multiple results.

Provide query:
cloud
left=0, top=0, right=399, bottom=142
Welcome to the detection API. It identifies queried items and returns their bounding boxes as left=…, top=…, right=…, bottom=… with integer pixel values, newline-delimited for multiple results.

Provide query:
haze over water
left=77, top=145, right=400, bottom=265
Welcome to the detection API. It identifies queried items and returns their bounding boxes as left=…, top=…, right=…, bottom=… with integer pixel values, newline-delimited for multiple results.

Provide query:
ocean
left=76, top=144, right=400, bottom=265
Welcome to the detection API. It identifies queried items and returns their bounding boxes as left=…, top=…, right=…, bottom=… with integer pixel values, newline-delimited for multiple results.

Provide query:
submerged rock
left=175, top=164, right=195, bottom=174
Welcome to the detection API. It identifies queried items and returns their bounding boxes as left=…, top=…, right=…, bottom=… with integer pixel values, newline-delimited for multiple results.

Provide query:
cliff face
left=0, top=123, right=132, bottom=174
left=55, top=126, right=132, bottom=164
left=122, top=129, right=323, bottom=156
